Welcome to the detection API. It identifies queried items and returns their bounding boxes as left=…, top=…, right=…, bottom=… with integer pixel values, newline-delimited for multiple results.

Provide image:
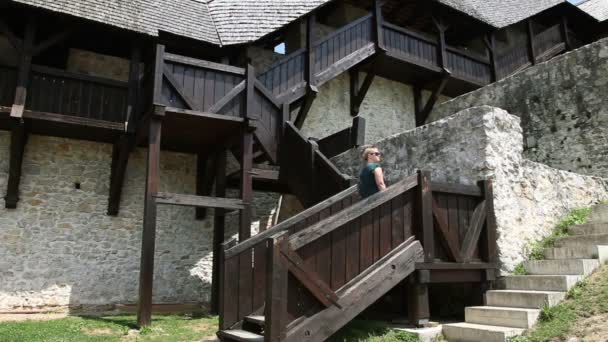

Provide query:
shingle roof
left=576, top=0, right=608, bottom=22
left=436, top=0, right=566, bottom=28
left=10, top=0, right=603, bottom=46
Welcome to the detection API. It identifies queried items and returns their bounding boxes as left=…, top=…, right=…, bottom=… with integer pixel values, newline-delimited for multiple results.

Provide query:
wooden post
left=152, top=44, right=166, bottom=107
left=418, top=170, right=434, bottom=262
left=265, top=232, right=289, bottom=342
left=107, top=135, right=134, bottom=215
left=560, top=16, right=571, bottom=51
left=126, top=44, right=142, bottom=133
left=373, top=0, right=386, bottom=51
left=195, top=152, right=217, bottom=220
left=413, top=87, right=424, bottom=126
left=350, top=116, right=366, bottom=147
left=485, top=33, right=498, bottom=82
left=4, top=120, right=27, bottom=208
left=10, top=16, right=36, bottom=118
left=433, top=17, right=447, bottom=69
left=308, top=139, right=319, bottom=204
left=526, top=20, right=536, bottom=65
left=218, top=238, right=237, bottom=329
left=137, top=112, right=163, bottom=327
left=306, top=14, right=316, bottom=88
left=349, top=69, right=359, bottom=116
left=211, top=148, right=227, bottom=314
left=479, top=179, right=498, bottom=264
left=240, top=64, right=255, bottom=241
left=407, top=270, right=430, bottom=327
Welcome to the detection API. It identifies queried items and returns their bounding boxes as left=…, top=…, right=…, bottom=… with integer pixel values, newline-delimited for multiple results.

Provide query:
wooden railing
left=316, top=116, right=365, bottom=159
left=257, top=49, right=306, bottom=98
left=382, top=22, right=438, bottom=66
left=218, top=170, right=498, bottom=339
left=446, top=47, right=492, bottom=84
left=0, top=63, right=129, bottom=123
left=279, top=122, right=353, bottom=207
left=219, top=185, right=360, bottom=330
left=534, top=24, right=563, bottom=58
left=314, top=14, right=374, bottom=76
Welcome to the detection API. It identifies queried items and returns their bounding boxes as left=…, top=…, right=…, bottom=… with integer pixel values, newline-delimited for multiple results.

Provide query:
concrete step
left=554, top=234, right=608, bottom=249
left=442, top=322, right=524, bottom=342
left=523, top=259, right=599, bottom=276
left=544, top=246, right=598, bottom=259
left=569, top=222, right=608, bottom=235
left=486, top=290, right=565, bottom=309
left=588, top=204, right=608, bottom=224
left=501, top=275, right=582, bottom=292
left=217, top=329, right=264, bottom=342
left=465, top=306, right=540, bottom=329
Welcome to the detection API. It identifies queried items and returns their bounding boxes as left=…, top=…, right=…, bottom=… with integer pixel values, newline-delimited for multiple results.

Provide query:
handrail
left=313, top=13, right=373, bottom=48
left=164, top=52, right=246, bottom=76
left=314, top=149, right=352, bottom=185
left=288, top=173, right=419, bottom=250
left=30, top=64, right=129, bottom=88
left=382, top=21, right=437, bottom=45
left=445, top=46, right=490, bottom=65
left=256, top=48, right=306, bottom=77
left=224, top=184, right=358, bottom=258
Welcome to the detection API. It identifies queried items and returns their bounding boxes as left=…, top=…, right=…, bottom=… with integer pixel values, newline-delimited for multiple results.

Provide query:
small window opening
left=274, top=42, right=286, bottom=55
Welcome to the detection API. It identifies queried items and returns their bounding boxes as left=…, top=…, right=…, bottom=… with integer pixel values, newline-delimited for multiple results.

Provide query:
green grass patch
left=512, top=263, right=528, bottom=275
left=329, top=320, right=420, bottom=342
left=0, top=314, right=218, bottom=342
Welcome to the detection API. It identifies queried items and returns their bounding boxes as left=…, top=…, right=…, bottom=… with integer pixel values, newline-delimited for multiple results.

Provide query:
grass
left=511, top=207, right=592, bottom=272
left=507, top=264, right=608, bottom=342
left=0, top=314, right=218, bottom=342
left=329, top=320, right=421, bottom=342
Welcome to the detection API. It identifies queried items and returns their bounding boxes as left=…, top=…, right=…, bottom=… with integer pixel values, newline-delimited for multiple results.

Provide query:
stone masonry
left=0, top=132, right=277, bottom=312
left=428, top=38, right=608, bottom=178
left=332, top=106, right=608, bottom=273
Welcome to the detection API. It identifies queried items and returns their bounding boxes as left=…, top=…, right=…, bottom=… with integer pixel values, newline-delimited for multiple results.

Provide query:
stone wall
left=332, top=106, right=608, bottom=273
left=428, top=38, right=608, bottom=178
left=0, top=132, right=277, bottom=312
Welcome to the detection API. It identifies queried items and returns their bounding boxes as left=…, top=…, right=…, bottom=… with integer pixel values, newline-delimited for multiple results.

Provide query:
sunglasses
left=369, top=152, right=382, bottom=156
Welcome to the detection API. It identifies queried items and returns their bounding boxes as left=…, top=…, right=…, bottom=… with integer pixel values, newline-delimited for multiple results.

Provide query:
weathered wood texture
left=317, top=116, right=366, bottom=158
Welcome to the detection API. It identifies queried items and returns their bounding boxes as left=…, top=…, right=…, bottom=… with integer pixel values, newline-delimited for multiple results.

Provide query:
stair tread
left=488, top=289, right=566, bottom=294
left=444, top=322, right=525, bottom=332
left=244, top=315, right=265, bottom=325
left=218, top=329, right=264, bottom=342
left=467, top=306, right=540, bottom=313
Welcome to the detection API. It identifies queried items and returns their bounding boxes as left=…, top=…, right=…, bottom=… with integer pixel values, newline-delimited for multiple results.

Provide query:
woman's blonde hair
left=361, top=146, right=379, bottom=161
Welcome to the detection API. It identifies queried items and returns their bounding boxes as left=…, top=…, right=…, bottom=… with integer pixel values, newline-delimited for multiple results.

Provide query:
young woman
left=358, top=146, right=386, bottom=198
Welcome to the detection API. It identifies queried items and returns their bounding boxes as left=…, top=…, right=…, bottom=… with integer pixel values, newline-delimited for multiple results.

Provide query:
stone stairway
left=443, top=204, right=608, bottom=342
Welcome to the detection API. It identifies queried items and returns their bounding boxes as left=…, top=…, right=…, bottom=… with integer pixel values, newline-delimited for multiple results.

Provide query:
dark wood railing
left=446, top=47, right=492, bottom=84
left=534, top=24, right=563, bottom=59
left=0, top=63, right=129, bottom=123
left=279, top=122, right=353, bottom=207
left=382, top=22, right=438, bottom=67
left=257, top=48, right=306, bottom=98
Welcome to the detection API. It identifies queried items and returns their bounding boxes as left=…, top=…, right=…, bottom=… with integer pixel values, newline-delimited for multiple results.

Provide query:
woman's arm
left=373, top=167, right=386, bottom=191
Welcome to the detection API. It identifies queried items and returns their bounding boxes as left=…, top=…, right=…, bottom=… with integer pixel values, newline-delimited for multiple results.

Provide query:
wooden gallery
left=0, top=0, right=606, bottom=341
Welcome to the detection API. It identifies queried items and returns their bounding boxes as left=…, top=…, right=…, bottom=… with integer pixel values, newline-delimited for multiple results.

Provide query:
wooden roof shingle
left=576, top=0, right=608, bottom=22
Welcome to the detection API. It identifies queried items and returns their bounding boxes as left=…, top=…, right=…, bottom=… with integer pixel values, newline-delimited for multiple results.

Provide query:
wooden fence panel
left=446, top=49, right=492, bottom=84
left=382, top=24, right=438, bottom=66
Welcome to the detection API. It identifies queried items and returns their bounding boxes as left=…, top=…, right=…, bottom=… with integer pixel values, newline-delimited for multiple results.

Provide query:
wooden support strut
left=4, top=120, right=28, bottom=209
left=415, top=71, right=451, bottom=126
left=107, top=135, right=134, bottom=215
left=137, top=113, right=163, bottom=327
left=239, top=64, right=255, bottom=241
left=295, top=13, right=319, bottom=129
left=349, top=68, right=375, bottom=117
left=10, top=16, right=36, bottom=119
left=526, top=19, right=536, bottom=64
left=484, top=33, right=498, bottom=82
left=265, top=232, right=289, bottom=342
left=211, top=148, right=227, bottom=314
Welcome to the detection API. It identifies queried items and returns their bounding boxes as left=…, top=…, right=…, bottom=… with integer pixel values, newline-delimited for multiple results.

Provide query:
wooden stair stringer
left=284, top=239, right=424, bottom=342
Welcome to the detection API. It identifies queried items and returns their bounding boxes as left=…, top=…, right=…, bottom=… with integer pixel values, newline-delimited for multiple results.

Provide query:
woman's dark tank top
left=358, top=163, right=380, bottom=198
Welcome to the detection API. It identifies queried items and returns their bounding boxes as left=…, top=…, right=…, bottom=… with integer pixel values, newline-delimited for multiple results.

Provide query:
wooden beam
left=480, top=179, right=498, bottom=264
left=137, top=115, right=162, bottom=327
left=32, top=29, right=71, bottom=56
left=195, top=151, right=217, bottom=220
left=413, top=87, right=424, bottom=126
left=350, top=116, right=366, bottom=147
left=4, top=119, right=28, bottom=209
left=152, top=45, right=166, bottom=106
left=407, top=274, right=430, bottom=327
left=10, top=16, right=36, bottom=118
left=484, top=33, right=497, bottom=82
left=107, top=135, right=134, bottom=216
left=430, top=181, right=483, bottom=197
left=126, top=44, right=142, bottom=133
left=560, top=16, right=571, bottom=51
left=349, top=68, right=375, bottom=116
left=432, top=16, right=448, bottom=69
left=373, top=0, right=386, bottom=51
left=306, top=14, right=316, bottom=87
left=211, top=149, right=228, bottom=315
left=218, top=238, right=237, bottom=328
left=417, top=71, right=450, bottom=125
left=294, top=89, right=317, bottom=129
left=418, top=170, right=434, bottom=262
left=266, top=232, right=289, bottom=342
left=239, top=130, right=254, bottom=241
left=208, top=80, right=245, bottom=114
left=154, top=192, right=245, bottom=210
left=460, top=200, right=487, bottom=262
left=0, top=18, right=23, bottom=52
left=526, top=19, right=536, bottom=64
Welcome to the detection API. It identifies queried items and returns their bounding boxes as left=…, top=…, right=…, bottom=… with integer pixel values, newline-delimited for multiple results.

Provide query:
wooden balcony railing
left=382, top=22, right=438, bottom=67
left=534, top=24, right=563, bottom=58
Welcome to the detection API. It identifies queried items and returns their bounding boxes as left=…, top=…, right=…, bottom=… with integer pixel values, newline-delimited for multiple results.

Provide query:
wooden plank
left=10, top=17, right=35, bottom=118
left=316, top=207, right=333, bottom=285
left=284, top=240, right=423, bottom=342
left=330, top=224, right=347, bottom=290
left=379, top=201, right=392, bottom=257
left=239, top=130, right=254, bottom=240
left=415, top=262, right=496, bottom=270
left=154, top=192, right=244, bottom=209
left=482, top=180, right=498, bottom=263
left=211, top=149, right=228, bottom=314
left=391, top=194, right=405, bottom=247
left=137, top=115, right=162, bottom=327
left=447, top=194, right=459, bottom=251
left=289, top=174, right=419, bottom=250
left=265, top=232, right=289, bottom=342
left=4, top=120, right=27, bottom=209
left=461, top=200, right=487, bottom=262
left=164, top=52, right=245, bottom=75
left=195, top=151, right=216, bottom=220
left=431, top=181, right=482, bottom=197
left=107, top=135, right=133, bottom=215
left=219, top=244, right=239, bottom=329
left=252, top=242, right=267, bottom=310
left=164, top=106, right=244, bottom=123
left=418, top=170, right=434, bottom=262
left=345, top=211, right=360, bottom=283
left=238, top=248, right=253, bottom=320
left=432, top=198, right=463, bottom=263
left=163, top=65, right=199, bottom=110
left=153, top=45, right=165, bottom=106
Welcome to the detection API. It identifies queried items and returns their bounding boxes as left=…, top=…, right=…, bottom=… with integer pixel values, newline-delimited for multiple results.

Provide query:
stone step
left=442, top=322, right=524, bottom=342
left=569, top=222, right=608, bottom=235
left=486, top=290, right=565, bottom=309
left=217, top=329, right=264, bottom=342
left=588, top=204, right=608, bottom=224
left=501, top=275, right=582, bottom=291
left=544, top=246, right=598, bottom=259
left=465, top=306, right=540, bottom=329
left=554, top=234, right=608, bottom=249
left=523, top=259, right=599, bottom=276
left=243, top=315, right=265, bottom=327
